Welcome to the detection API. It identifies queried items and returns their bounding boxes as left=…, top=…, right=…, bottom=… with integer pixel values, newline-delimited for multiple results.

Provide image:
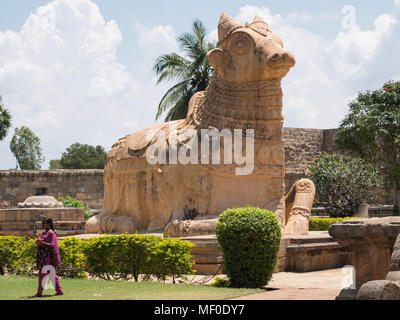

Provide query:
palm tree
left=153, top=19, right=215, bottom=122
left=0, top=96, right=12, bottom=141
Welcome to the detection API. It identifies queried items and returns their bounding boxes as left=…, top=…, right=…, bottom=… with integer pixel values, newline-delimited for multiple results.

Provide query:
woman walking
left=34, top=218, right=63, bottom=297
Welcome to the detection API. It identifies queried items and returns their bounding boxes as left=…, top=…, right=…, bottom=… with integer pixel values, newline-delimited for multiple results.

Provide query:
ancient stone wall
left=0, top=170, right=104, bottom=209
left=283, top=128, right=325, bottom=172
left=0, top=128, right=393, bottom=209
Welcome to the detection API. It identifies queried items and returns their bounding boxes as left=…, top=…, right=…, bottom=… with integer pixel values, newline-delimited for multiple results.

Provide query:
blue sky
left=0, top=0, right=399, bottom=169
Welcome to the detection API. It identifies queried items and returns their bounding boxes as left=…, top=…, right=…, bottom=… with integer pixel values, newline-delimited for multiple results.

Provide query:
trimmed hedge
left=0, top=234, right=195, bottom=282
left=309, top=217, right=366, bottom=231
left=216, top=207, right=282, bottom=288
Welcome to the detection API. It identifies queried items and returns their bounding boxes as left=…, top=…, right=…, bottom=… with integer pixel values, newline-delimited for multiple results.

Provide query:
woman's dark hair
left=42, top=218, right=55, bottom=231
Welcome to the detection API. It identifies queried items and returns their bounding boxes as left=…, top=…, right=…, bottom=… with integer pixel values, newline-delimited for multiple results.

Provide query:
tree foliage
left=335, top=80, right=400, bottom=213
left=9, top=126, right=44, bottom=170
left=153, top=19, right=215, bottom=122
left=58, top=143, right=107, bottom=169
left=0, top=96, right=12, bottom=141
left=308, top=153, right=381, bottom=218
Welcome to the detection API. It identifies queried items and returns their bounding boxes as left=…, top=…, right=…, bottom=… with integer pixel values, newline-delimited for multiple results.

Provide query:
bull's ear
left=207, top=49, right=235, bottom=72
left=206, top=49, right=226, bottom=71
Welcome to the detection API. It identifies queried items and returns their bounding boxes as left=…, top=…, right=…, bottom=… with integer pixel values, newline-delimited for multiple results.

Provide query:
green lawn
left=0, top=276, right=264, bottom=300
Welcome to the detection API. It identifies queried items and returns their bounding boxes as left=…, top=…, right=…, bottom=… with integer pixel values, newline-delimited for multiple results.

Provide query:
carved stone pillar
left=284, top=179, right=316, bottom=235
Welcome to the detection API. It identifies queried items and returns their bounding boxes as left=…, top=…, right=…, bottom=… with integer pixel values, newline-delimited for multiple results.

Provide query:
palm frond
left=153, top=19, right=216, bottom=122
left=153, top=53, right=190, bottom=84
left=156, top=80, right=190, bottom=120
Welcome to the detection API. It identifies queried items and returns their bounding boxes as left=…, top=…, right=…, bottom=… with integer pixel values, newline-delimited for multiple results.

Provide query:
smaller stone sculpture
left=284, top=179, right=316, bottom=235
left=357, top=233, right=400, bottom=300
left=329, top=217, right=400, bottom=288
left=18, top=196, right=63, bottom=208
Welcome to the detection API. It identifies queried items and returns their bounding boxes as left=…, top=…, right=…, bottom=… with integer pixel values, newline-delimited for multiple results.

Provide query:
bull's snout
left=267, top=51, right=295, bottom=69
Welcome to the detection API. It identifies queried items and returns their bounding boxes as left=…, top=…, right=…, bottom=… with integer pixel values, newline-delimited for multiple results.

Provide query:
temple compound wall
left=0, top=128, right=392, bottom=209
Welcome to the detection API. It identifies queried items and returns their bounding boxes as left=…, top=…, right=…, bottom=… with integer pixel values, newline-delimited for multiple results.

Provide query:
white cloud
left=1, top=1, right=400, bottom=169
left=208, top=5, right=400, bottom=129
left=0, top=0, right=169, bottom=169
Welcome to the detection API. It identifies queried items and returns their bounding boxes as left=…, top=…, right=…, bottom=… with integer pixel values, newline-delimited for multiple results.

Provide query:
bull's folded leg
left=85, top=214, right=138, bottom=234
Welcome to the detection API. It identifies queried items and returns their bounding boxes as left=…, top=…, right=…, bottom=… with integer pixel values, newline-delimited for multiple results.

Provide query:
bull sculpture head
left=207, top=14, right=296, bottom=82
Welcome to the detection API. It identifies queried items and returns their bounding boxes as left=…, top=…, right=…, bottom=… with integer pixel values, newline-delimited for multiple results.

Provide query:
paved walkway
left=232, top=268, right=346, bottom=300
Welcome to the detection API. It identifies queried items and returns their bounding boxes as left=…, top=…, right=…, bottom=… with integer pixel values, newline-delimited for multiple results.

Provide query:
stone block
left=192, top=263, right=223, bottom=275
left=386, top=271, right=400, bottom=282
left=16, top=211, right=24, bottom=221
left=5, top=211, right=17, bottom=221
left=357, top=280, right=400, bottom=300
left=22, top=211, right=31, bottom=221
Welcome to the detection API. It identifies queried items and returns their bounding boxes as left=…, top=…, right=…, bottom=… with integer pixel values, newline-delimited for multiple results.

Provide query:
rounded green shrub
left=216, top=207, right=282, bottom=288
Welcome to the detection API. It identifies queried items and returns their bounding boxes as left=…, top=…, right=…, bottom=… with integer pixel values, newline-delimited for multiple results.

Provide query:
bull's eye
left=232, top=38, right=250, bottom=55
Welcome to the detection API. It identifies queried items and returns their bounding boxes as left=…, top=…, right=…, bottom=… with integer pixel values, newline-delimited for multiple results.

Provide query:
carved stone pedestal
left=329, top=217, right=400, bottom=288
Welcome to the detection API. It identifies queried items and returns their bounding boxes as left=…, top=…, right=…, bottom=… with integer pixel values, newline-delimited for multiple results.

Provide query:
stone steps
left=183, top=233, right=352, bottom=275
left=0, top=207, right=86, bottom=236
left=183, top=236, right=223, bottom=275
left=0, top=229, right=86, bottom=237
left=0, top=208, right=85, bottom=222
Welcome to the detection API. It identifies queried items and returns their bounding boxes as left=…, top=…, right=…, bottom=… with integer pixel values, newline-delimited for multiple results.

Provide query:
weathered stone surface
left=284, top=178, right=315, bottom=235
left=0, top=207, right=85, bottom=236
left=89, top=14, right=297, bottom=235
left=357, top=280, right=400, bottom=300
left=163, top=218, right=219, bottom=238
left=329, top=217, right=400, bottom=288
left=329, top=217, right=400, bottom=248
left=18, top=195, right=63, bottom=208
left=390, top=234, right=400, bottom=271
left=386, top=271, right=400, bottom=281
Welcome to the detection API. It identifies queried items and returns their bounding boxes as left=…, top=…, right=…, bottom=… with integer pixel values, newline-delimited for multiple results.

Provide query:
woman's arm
left=38, top=240, right=53, bottom=247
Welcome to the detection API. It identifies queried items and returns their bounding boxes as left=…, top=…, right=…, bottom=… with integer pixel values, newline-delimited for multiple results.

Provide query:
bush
left=216, top=207, right=282, bottom=288
left=210, top=276, right=230, bottom=288
left=83, top=234, right=161, bottom=281
left=58, top=237, right=87, bottom=278
left=57, top=196, right=92, bottom=221
left=0, top=236, right=28, bottom=275
left=307, top=153, right=381, bottom=218
left=57, top=196, right=87, bottom=211
left=309, top=217, right=366, bottom=231
left=0, top=234, right=196, bottom=282
left=151, top=238, right=195, bottom=283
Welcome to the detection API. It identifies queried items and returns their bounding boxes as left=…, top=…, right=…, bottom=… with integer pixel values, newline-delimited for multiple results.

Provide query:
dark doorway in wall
left=35, top=188, right=48, bottom=196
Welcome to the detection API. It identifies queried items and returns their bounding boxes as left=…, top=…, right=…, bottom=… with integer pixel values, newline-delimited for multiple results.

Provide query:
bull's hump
left=126, top=122, right=168, bottom=153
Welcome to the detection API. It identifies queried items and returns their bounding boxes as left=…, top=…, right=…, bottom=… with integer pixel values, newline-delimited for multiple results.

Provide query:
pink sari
left=36, top=230, right=61, bottom=270
left=36, top=230, right=63, bottom=296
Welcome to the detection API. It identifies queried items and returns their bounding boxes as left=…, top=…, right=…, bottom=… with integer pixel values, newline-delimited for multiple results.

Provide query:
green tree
left=335, top=80, right=400, bottom=214
left=308, top=153, right=381, bottom=218
left=59, top=143, right=107, bottom=169
left=10, top=126, right=45, bottom=170
left=153, top=19, right=215, bottom=122
left=0, top=96, right=12, bottom=141
left=49, top=159, right=62, bottom=169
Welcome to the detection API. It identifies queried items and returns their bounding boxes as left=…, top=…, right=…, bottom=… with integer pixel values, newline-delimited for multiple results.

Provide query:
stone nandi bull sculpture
left=86, top=14, right=315, bottom=236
